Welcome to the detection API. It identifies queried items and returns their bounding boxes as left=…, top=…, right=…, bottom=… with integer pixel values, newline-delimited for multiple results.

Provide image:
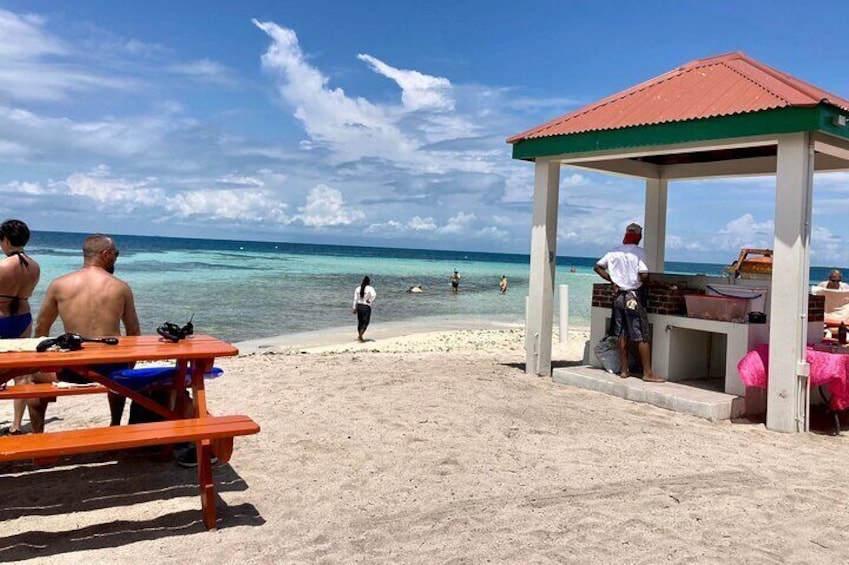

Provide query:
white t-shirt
left=596, top=244, right=648, bottom=290
left=353, top=285, right=376, bottom=308
left=817, top=280, right=849, bottom=290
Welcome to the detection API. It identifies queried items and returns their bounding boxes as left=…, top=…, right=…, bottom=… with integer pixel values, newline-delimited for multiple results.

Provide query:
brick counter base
left=809, top=294, right=824, bottom=322
left=592, top=283, right=826, bottom=322
left=592, top=283, right=693, bottom=315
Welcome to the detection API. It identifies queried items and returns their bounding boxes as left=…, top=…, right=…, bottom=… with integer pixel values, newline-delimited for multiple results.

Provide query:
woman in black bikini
left=0, top=219, right=41, bottom=435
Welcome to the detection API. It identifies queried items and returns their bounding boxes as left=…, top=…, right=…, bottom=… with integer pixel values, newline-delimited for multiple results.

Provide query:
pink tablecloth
left=738, top=344, right=849, bottom=410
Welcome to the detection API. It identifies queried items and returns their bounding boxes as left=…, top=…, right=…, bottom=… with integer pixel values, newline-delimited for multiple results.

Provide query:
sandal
left=0, top=427, right=23, bottom=437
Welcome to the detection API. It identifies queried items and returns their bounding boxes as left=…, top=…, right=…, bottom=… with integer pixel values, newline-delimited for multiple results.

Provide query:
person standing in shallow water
left=352, top=276, right=376, bottom=342
left=499, top=275, right=508, bottom=294
left=450, top=270, right=461, bottom=293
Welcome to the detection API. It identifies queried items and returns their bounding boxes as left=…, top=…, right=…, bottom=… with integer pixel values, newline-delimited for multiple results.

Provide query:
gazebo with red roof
left=508, top=52, right=849, bottom=433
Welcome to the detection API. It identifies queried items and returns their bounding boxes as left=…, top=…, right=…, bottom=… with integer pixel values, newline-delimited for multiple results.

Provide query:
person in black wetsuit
left=0, top=219, right=42, bottom=436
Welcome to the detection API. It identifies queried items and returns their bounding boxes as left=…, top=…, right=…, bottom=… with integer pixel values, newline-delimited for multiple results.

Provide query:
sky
left=2, top=1, right=849, bottom=265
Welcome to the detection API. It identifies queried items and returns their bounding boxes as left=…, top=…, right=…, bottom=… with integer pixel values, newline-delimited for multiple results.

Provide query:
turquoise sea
left=24, top=231, right=837, bottom=343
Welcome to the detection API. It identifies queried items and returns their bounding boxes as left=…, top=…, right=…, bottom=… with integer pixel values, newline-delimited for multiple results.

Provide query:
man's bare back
left=35, top=235, right=140, bottom=338
left=37, top=267, right=138, bottom=336
left=29, top=234, right=140, bottom=432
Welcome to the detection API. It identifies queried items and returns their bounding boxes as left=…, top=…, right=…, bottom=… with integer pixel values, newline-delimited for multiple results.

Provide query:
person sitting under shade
left=817, top=269, right=849, bottom=290
left=812, top=270, right=849, bottom=338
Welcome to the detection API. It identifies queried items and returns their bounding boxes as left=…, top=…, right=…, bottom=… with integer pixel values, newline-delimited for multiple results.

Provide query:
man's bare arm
left=122, top=286, right=141, bottom=336
left=34, top=284, right=59, bottom=337
left=593, top=264, right=611, bottom=282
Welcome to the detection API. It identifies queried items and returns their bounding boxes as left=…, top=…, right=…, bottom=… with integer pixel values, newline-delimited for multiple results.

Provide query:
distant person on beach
left=408, top=284, right=423, bottom=293
left=352, top=276, right=376, bottom=342
left=0, top=219, right=41, bottom=436
left=29, top=234, right=141, bottom=433
left=450, top=270, right=461, bottom=293
left=594, top=223, right=664, bottom=383
left=817, top=270, right=849, bottom=290
left=499, top=275, right=508, bottom=294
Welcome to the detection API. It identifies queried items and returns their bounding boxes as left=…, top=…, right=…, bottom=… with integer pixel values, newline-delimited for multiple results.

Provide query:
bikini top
left=1, top=251, right=31, bottom=315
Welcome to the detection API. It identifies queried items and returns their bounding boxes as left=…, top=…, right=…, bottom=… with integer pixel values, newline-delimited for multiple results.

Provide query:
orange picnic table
left=0, top=334, right=260, bottom=530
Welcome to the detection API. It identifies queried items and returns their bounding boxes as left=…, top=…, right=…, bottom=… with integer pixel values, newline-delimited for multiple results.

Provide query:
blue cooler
left=109, top=366, right=223, bottom=391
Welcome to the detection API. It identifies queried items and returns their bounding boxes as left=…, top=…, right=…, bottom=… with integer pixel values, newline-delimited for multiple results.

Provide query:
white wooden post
left=525, top=159, right=560, bottom=376
left=559, top=284, right=569, bottom=344
left=768, top=133, right=813, bottom=432
left=644, top=179, right=668, bottom=273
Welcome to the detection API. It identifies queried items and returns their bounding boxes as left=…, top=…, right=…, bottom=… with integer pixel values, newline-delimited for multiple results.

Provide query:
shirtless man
left=30, top=234, right=140, bottom=432
left=0, top=219, right=41, bottom=435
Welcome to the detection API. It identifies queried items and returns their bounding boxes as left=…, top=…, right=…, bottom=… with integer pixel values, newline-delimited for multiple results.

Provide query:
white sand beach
left=3, top=324, right=849, bottom=563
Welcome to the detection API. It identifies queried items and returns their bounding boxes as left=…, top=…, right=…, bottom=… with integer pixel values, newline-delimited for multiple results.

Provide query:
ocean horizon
left=22, top=230, right=837, bottom=343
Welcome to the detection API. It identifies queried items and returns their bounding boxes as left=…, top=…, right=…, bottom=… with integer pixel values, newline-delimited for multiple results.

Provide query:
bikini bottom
left=0, top=312, right=32, bottom=339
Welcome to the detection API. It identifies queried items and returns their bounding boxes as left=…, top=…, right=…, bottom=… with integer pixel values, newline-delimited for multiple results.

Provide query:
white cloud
left=809, top=225, right=845, bottom=264
left=166, top=188, right=289, bottom=222
left=253, top=19, right=415, bottom=164
left=357, top=53, right=454, bottom=112
left=0, top=10, right=66, bottom=60
left=437, top=212, right=476, bottom=235
left=65, top=164, right=165, bottom=207
left=666, top=234, right=705, bottom=252
left=9, top=165, right=290, bottom=224
left=216, top=174, right=265, bottom=188
left=296, top=184, right=364, bottom=227
left=168, top=59, right=238, bottom=86
left=711, top=213, right=775, bottom=252
left=251, top=19, right=511, bottom=179
left=0, top=9, right=135, bottom=102
left=0, top=179, right=46, bottom=195
left=408, top=216, right=437, bottom=231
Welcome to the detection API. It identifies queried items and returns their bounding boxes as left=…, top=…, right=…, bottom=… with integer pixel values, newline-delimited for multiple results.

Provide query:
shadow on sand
left=0, top=450, right=264, bottom=561
left=501, top=359, right=586, bottom=372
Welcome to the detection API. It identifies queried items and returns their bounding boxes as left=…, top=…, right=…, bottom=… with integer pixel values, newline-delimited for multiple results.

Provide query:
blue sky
left=2, top=1, right=849, bottom=264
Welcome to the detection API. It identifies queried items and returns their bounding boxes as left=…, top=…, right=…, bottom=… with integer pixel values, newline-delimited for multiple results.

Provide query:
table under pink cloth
left=738, top=344, right=849, bottom=410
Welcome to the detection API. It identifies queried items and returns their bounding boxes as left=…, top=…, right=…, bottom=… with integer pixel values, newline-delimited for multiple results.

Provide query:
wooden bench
left=0, top=382, right=108, bottom=400
left=0, top=415, right=260, bottom=529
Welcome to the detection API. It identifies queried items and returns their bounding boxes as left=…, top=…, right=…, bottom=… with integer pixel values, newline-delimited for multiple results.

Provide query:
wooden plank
left=0, top=383, right=107, bottom=400
left=0, top=335, right=238, bottom=371
left=0, top=415, right=260, bottom=461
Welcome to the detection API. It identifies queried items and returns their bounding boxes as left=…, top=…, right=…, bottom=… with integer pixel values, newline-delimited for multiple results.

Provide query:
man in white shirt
left=594, top=223, right=664, bottom=382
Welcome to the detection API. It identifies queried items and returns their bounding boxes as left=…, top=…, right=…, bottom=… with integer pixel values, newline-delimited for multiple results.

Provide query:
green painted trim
left=510, top=106, right=849, bottom=161
left=818, top=105, right=849, bottom=139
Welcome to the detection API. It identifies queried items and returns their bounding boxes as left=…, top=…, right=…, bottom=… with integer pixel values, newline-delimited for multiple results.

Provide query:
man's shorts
left=612, top=290, right=650, bottom=342
left=57, top=363, right=133, bottom=384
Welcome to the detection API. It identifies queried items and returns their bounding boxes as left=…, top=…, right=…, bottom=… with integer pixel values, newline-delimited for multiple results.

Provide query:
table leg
left=211, top=437, right=234, bottom=463
left=191, top=359, right=211, bottom=418
left=197, top=439, right=216, bottom=530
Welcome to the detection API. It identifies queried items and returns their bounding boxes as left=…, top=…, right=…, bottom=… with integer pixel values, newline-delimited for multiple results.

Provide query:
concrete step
left=552, top=365, right=745, bottom=422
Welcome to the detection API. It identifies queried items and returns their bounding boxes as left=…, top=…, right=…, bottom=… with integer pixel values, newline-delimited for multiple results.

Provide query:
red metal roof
left=507, top=52, right=849, bottom=143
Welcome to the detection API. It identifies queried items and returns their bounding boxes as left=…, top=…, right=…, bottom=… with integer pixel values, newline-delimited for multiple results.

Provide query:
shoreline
left=234, top=315, right=589, bottom=356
